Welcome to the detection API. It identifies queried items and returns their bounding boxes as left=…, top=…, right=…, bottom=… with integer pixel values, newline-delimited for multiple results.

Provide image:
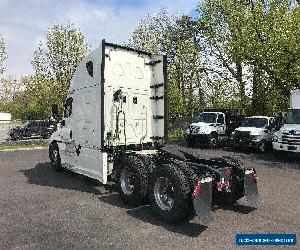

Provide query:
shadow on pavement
left=212, top=203, right=256, bottom=214
left=20, top=162, right=109, bottom=195
left=22, top=162, right=207, bottom=237
left=22, top=161, right=256, bottom=237
left=99, top=193, right=207, bottom=237
left=126, top=206, right=207, bottom=237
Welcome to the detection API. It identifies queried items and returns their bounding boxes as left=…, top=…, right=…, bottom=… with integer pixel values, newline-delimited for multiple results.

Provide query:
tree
left=0, top=34, right=7, bottom=75
left=243, top=0, right=300, bottom=111
left=127, top=10, right=207, bottom=117
left=32, top=23, right=89, bottom=107
left=196, top=0, right=300, bottom=115
left=0, top=76, right=23, bottom=101
left=196, top=0, right=251, bottom=112
left=127, top=9, right=172, bottom=54
left=165, top=15, right=206, bottom=116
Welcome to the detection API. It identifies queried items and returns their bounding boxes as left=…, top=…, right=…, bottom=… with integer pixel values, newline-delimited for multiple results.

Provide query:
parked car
left=9, top=120, right=56, bottom=140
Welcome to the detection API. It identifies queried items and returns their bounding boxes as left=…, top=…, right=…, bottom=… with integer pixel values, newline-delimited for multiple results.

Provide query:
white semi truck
left=186, top=109, right=239, bottom=148
left=49, top=40, right=260, bottom=225
left=272, top=89, right=300, bottom=154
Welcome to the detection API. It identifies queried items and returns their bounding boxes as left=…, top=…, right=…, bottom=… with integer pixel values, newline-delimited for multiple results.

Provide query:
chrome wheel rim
left=120, top=168, right=134, bottom=195
left=154, top=177, right=175, bottom=211
left=211, top=137, right=217, bottom=147
left=51, top=148, right=58, bottom=164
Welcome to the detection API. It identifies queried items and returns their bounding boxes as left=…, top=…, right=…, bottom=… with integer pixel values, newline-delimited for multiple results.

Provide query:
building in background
left=0, top=112, right=12, bottom=141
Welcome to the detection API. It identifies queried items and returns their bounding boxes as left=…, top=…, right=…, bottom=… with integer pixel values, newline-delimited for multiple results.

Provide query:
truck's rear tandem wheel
left=116, top=150, right=261, bottom=225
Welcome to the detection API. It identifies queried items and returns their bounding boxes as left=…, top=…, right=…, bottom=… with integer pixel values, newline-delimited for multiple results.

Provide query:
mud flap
left=244, top=169, right=261, bottom=207
left=193, top=177, right=213, bottom=226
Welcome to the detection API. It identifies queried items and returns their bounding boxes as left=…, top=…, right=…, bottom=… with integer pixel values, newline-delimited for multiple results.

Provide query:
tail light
left=217, top=182, right=223, bottom=191
left=251, top=172, right=258, bottom=183
left=245, top=168, right=258, bottom=183
left=225, top=180, right=230, bottom=190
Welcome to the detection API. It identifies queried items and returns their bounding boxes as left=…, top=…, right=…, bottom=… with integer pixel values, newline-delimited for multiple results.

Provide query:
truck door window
left=217, top=114, right=225, bottom=124
left=86, top=61, right=93, bottom=77
left=64, top=97, right=73, bottom=118
left=269, top=118, right=274, bottom=128
left=133, top=97, right=137, bottom=104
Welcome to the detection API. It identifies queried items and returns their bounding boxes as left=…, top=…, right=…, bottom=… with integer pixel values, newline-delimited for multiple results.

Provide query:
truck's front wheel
left=148, top=164, right=192, bottom=224
left=117, top=156, right=148, bottom=206
left=49, top=142, right=62, bottom=171
left=259, top=140, right=267, bottom=153
left=208, top=133, right=218, bottom=148
left=186, top=136, right=195, bottom=147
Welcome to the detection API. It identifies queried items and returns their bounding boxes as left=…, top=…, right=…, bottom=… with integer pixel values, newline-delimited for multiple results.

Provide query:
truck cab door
left=266, top=118, right=275, bottom=141
left=217, top=114, right=226, bottom=135
left=58, top=97, right=78, bottom=169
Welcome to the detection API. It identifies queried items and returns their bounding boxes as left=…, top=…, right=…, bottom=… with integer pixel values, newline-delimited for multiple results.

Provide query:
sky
left=0, top=0, right=199, bottom=78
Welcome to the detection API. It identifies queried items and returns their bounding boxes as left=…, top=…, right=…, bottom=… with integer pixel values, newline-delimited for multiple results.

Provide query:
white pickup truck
left=273, top=89, right=300, bottom=154
left=231, top=116, right=275, bottom=153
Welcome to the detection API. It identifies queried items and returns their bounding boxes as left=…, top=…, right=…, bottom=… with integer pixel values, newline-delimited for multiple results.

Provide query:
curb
left=0, top=146, right=48, bottom=152
left=0, top=139, right=49, bottom=146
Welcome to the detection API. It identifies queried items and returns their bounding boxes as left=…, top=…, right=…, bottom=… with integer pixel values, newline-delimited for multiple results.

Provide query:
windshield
left=197, top=113, right=217, bottom=123
left=241, top=118, right=268, bottom=128
left=285, top=109, right=300, bottom=124
left=23, top=121, right=30, bottom=127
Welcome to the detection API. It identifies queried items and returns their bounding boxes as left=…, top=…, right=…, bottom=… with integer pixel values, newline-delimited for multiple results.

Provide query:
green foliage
left=127, top=9, right=172, bottom=54
left=196, top=0, right=300, bottom=115
left=3, top=2, right=300, bottom=121
left=0, top=34, right=7, bottom=75
left=168, top=83, right=186, bottom=116
left=0, top=23, right=90, bottom=120
left=127, top=10, right=207, bottom=117
left=168, top=128, right=186, bottom=140
left=32, top=23, right=90, bottom=108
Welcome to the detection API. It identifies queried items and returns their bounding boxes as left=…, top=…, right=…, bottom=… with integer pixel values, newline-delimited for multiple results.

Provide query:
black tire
left=208, top=133, right=218, bottom=149
left=138, top=155, right=156, bottom=173
left=148, top=164, right=192, bottom=224
left=10, top=135, right=17, bottom=141
left=42, top=131, right=50, bottom=139
left=49, top=142, right=62, bottom=171
left=117, top=156, right=149, bottom=206
left=233, top=145, right=238, bottom=152
left=175, top=162, right=199, bottom=190
left=259, top=140, right=266, bottom=153
left=273, top=150, right=286, bottom=159
left=175, top=162, right=199, bottom=218
left=186, top=136, right=195, bottom=147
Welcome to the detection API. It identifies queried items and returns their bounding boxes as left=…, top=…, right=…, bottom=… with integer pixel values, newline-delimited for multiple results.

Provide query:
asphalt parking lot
left=0, top=145, right=299, bottom=249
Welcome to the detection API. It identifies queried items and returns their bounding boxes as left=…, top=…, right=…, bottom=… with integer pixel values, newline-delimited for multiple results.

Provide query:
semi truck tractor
left=231, top=116, right=275, bottom=153
left=49, top=40, right=261, bottom=225
left=272, top=89, right=300, bottom=154
left=186, top=109, right=240, bottom=148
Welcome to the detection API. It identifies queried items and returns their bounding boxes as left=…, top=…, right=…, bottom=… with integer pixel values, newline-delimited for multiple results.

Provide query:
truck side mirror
left=51, top=103, right=59, bottom=119
left=275, top=123, right=282, bottom=131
